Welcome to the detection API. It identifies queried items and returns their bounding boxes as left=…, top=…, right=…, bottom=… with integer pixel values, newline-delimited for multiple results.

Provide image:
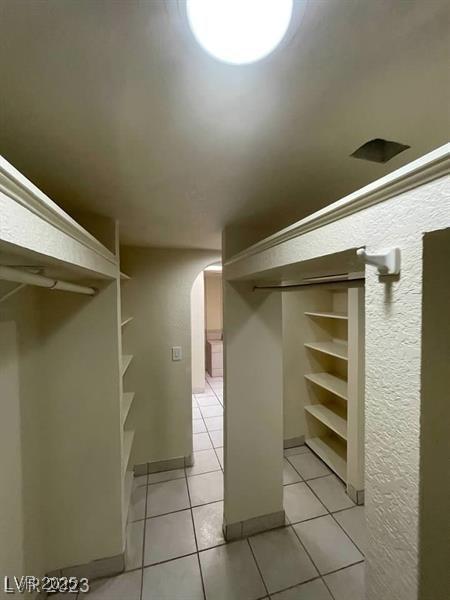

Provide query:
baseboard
left=58, top=552, right=124, bottom=580
left=347, top=484, right=365, bottom=505
left=283, top=435, right=305, bottom=449
left=192, top=386, right=205, bottom=394
left=223, top=509, right=286, bottom=541
left=134, top=454, right=193, bottom=476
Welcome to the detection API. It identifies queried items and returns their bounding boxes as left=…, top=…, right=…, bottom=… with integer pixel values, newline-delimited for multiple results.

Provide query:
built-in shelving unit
left=304, top=404, right=347, bottom=440
left=304, top=372, right=348, bottom=400
left=307, top=435, right=347, bottom=481
left=301, top=285, right=364, bottom=504
left=121, top=354, right=133, bottom=376
left=304, top=311, right=348, bottom=320
left=121, top=392, right=135, bottom=426
left=120, top=270, right=136, bottom=532
left=122, top=430, right=135, bottom=477
left=304, top=340, right=348, bottom=361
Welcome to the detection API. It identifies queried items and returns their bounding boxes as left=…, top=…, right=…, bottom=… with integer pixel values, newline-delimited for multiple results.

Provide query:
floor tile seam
left=287, top=522, right=323, bottom=585
left=246, top=537, right=270, bottom=597
left=264, top=573, right=325, bottom=598
left=329, top=511, right=365, bottom=558
left=303, top=475, right=356, bottom=515
left=201, top=414, right=224, bottom=474
left=184, top=467, right=207, bottom=600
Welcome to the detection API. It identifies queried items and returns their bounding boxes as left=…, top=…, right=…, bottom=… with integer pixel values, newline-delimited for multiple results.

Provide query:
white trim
left=224, top=144, right=450, bottom=266
left=0, top=155, right=116, bottom=265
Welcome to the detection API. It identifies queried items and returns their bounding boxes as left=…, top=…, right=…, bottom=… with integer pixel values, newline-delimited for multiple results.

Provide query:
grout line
left=246, top=538, right=270, bottom=597
left=184, top=466, right=207, bottom=600
left=329, top=511, right=365, bottom=557
left=143, top=550, right=198, bottom=570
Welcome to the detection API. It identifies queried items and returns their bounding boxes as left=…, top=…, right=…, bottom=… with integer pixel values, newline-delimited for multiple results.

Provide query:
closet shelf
left=305, top=311, right=348, bottom=320
left=304, top=340, right=348, bottom=361
left=120, top=272, right=130, bottom=281
left=121, top=392, right=135, bottom=426
left=306, top=436, right=347, bottom=482
left=122, top=470, right=134, bottom=528
left=304, top=372, right=348, bottom=401
left=121, top=354, right=133, bottom=376
left=121, top=316, right=134, bottom=327
left=122, top=430, right=135, bottom=477
left=305, top=404, right=347, bottom=440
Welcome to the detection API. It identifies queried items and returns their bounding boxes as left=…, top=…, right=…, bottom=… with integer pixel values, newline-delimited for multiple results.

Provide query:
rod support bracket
left=357, top=247, right=401, bottom=276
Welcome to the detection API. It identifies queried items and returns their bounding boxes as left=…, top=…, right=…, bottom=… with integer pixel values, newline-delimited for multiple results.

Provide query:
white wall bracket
left=356, top=247, right=401, bottom=276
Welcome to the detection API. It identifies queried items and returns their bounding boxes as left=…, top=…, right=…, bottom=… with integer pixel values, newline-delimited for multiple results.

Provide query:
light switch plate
left=172, top=346, right=182, bottom=361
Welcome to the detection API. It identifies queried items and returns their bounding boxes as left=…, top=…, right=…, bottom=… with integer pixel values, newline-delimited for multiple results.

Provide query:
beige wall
left=0, top=289, right=43, bottom=596
left=205, top=272, right=222, bottom=333
left=191, top=272, right=205, bottom=393
left=223, top=280, right=284, bottom=527
left=120, top=247, right=219, bottom=466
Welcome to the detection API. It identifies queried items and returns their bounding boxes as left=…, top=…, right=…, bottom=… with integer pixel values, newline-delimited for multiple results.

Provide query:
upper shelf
left=305, top=340, right=348, bottom=361
left=0, top=155, right=117, bottom=279
left=121, top=316, right=134, bottom=328
left=305, top=311, right=348, bottom=320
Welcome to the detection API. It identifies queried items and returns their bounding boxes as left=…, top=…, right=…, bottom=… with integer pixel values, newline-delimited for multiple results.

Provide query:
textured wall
left=225, top=174, right=450, bottom=600
left=120, top=247, right=219, bottom=466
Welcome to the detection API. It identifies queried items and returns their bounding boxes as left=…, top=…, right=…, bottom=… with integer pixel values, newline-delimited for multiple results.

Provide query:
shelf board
left=121, top=392, right=135, bottom=426
left=306, top=436, right=347, bottom=482
left=122, top=430, right=135, bottom=477
left=304, top=340, right=348, bottom=361
left=121, top=316, right=134, bottom=328
left=305, top=311, right=348, bottom=320
left=122, top=469, right=134, bottom=529
left=121, top=354, right=133, bottom=377
left=120, top=271, right=130, bottom=281
left=305, top=404, right=347, bottom=440
left=304, top=372, right=348, bottom=401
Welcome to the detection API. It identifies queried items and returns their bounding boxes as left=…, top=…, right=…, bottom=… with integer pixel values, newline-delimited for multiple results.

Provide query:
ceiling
left=0, top=0, right=449, bottom=251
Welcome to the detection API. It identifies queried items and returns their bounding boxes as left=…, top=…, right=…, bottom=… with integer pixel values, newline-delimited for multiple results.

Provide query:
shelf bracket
left=356, top=247, right=401, bottom=276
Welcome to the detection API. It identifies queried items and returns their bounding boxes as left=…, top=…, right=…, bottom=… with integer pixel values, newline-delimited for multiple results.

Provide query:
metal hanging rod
left=0, top=265, right=96, bottom=296
left=253, top=274, right=365, bottom=291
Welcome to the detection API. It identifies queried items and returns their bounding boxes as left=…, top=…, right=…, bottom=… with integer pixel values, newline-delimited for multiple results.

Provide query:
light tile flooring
left=69, top=375, right=366, bottom=599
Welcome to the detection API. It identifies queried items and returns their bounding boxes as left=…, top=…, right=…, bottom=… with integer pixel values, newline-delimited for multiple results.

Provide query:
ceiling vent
left=351, top=138, right=410, bottom=163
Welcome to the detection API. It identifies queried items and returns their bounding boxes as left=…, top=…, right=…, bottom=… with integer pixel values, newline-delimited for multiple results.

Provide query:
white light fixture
left=186, top=0, right=294, bottom=65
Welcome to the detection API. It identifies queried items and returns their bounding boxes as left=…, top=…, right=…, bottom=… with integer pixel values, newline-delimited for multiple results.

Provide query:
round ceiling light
left=186, top=0, right=294, bottom=65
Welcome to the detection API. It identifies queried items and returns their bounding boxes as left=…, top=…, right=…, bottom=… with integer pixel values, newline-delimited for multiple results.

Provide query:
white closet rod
left=0, top=265, right=96, bottom=296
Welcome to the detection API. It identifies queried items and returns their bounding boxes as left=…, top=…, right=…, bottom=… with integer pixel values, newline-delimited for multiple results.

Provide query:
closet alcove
left=0, top=155, right=135, bottom=578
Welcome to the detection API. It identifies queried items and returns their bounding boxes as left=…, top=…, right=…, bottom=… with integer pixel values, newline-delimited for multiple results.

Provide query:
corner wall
left=120, top=247, right=219, bottom=466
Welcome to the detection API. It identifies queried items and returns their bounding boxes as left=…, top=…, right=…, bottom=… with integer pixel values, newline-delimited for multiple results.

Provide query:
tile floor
left=67, top=375, right=366, bottom=599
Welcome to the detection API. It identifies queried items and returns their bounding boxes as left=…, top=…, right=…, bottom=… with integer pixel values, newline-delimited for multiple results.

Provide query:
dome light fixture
left=186, top=0, right=294, bottom=65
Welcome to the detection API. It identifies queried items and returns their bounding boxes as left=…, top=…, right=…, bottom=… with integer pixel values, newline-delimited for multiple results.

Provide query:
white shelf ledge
left=305, top=404, right=347, bottom=440
left=304, top=372, right=348, bottom=401
left=122, top=470, right=134, bottom=529
left=122, top=430, right=135, bottom=477
left=306, top=436, right=347, bottom=482
left=305, top=311, right=348, bottom=320
left=121, top=392, right=135, bottom=426
left=121, top=316, right=134, bottom=328
left=304, top=340, right=348, bottom=361
left=120, top=272, right=130, bottom=281
left=121, top=355, right=133, bottom=377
